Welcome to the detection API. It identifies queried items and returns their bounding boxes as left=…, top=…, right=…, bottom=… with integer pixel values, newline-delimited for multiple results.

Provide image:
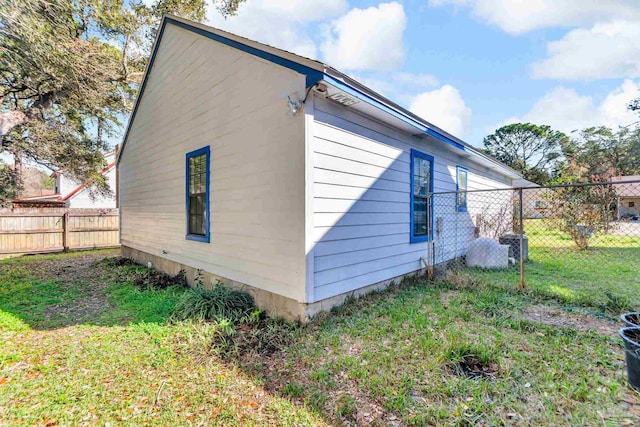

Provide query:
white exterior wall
left=66, top=166, right=117, bottom=208
left=56, top=175, right=77, bottom=197
left=620, top=198, right=640, bottom=218
left=308, top=95, right=513, bottom=302
left=119, top=24, right=308, bottom=302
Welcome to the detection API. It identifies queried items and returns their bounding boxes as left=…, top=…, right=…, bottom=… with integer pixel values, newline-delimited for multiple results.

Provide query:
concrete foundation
left=122, top=246, right=426, bottom=321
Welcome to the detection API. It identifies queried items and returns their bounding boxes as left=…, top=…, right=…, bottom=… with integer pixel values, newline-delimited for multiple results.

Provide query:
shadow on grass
left=1, top=250, right=633, bottom=425
left=0, top=250, right=334, bottom=426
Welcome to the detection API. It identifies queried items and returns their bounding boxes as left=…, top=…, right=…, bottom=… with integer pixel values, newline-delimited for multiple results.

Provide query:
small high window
left=186, top=146, right=210, bottom=242
left=456, top=166, right=468, bottom=212
left=630, top=202, right=636, bottom=208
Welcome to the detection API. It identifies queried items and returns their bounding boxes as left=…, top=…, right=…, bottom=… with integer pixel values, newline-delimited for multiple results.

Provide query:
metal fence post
left=518, top=188, right=525, bottom=291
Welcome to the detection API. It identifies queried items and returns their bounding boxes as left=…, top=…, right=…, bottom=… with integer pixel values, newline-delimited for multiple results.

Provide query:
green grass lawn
left=1, top=247, right=639, bottom=426
left=467, top=221, right=640, bottom=313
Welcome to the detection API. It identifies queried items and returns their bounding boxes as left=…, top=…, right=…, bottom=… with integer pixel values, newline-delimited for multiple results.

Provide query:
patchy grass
left=1, top=249, right=639, bottom=426
left=239, top=279, right=638, bottom=426
left=0, top=250, right=323, bottom=426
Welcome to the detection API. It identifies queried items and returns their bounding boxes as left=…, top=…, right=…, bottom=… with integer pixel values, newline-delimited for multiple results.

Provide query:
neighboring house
left=513, top=178, right=549, bottom=219
left=117, top=16, right=521, bottom=320
left=612, top=176, right=640, bottom=220
left=13, top=150, right=117, bottom=208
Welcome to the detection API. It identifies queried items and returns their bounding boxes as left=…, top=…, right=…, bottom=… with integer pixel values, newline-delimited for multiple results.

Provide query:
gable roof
left=59, top=162, right=116, bottom=202
left=118, top=15, right=521, bottom=179
left=611, top=176, right=640, bottom=198
left=12, top=161, right=116, bottom=204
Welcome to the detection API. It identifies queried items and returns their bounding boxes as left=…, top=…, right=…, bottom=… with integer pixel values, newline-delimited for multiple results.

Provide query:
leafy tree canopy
left=483, top=123, right=568, bottom=185
left=557, top=126, right=640, bottom=183
left=0, top=0, right=243, bottom=199
left=629, top=97, right=640, bottom=115
left=0, top=162, right=20, bottom=202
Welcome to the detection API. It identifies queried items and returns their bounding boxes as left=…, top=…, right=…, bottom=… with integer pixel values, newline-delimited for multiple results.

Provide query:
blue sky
left=6, top=0, right=637, bottom=169
left=208, top=0, right=640, bottom=147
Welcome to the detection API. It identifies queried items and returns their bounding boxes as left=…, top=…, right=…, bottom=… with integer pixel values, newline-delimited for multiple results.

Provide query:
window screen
left=411, top=150, right=433, bottom=242
left=457, top=167, right=468, bottom=211
left=186, top=147, right=210, bottom=241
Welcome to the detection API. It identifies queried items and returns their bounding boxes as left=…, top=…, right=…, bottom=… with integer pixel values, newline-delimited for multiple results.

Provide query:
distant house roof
left=612, top=176, right=640, bottom=198
left=58, top=161, right=116, bottom=202
left=13, top=159, right=116, bottom=204
left=513, top=179, right=540, bottom=188
left=118, top=15, right=522, bottom=180
left=11, top=193, right=60, bottom=201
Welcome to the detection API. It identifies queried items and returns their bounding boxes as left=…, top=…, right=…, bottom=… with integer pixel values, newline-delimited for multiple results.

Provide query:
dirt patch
left=523, top=304, right=619, bottom=336
left=34, top=251, right=120, bottom=326
left=43, top=294, right=111, bottom=325
left=451, top=357, right=499, bottom=380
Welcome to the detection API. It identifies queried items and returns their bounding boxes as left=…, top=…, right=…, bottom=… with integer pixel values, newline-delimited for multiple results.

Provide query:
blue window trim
left=186, top=146, right=211, bottom=243
left=410, top=149, right=434, bottom=243
left=456, top=166, right=468, bottom=212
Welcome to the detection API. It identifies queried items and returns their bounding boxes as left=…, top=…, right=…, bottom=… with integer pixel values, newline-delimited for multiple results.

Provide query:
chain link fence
left=427, top=180, right=640, bottom=303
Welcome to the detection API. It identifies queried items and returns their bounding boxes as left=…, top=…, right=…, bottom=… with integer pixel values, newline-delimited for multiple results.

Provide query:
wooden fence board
left=0, top=208, right=119, bottom=256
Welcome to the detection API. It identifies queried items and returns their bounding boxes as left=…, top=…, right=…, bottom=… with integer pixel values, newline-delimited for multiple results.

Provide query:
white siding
left=56, top=175, right=78, bottom=197
left=309, top=95, right=513, bottom=302
left=119, top=24, right=307, bottom=302
left=66, top=166, right=117, bottom=209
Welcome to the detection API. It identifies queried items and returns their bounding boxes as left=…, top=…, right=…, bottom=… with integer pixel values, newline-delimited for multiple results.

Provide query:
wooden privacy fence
left=0, top=208, right=120, bottom=256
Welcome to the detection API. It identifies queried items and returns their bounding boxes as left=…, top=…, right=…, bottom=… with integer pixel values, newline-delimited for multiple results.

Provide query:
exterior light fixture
left=286, top=95, right=302, bottom=117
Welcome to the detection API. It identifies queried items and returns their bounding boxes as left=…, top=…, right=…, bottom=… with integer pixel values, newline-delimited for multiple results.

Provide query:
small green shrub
left=100, top=257, right=138, bottom=268
left=172, top=282, right=255, bottom=322
left=124, top=268, right=187, bottom=291
left=213, top=316, right=298, bottom=358
left=599, top=291, right=634, bottom=316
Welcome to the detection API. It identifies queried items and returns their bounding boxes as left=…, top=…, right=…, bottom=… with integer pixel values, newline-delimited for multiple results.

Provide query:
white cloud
left=352, top=72, right=439, bottom=99
left=395, top=72, right=439, bottom=88
left=428, top=0, right=640, bottom=34
left=492, top=80, right=640, bottom=135
left=207, top=0, right=348, bottom=59
left=532, top=21, right=640, bottom=80
left=320, top=2, right=407, bottom=71
left=409, top=85, right=472, bottom=138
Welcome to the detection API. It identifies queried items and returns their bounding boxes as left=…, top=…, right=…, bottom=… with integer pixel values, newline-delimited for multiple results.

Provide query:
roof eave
left=117, top=16, right=521, bottom=180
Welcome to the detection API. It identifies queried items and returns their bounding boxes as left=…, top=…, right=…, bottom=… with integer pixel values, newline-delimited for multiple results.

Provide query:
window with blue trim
left=186, top=147, right=210, bottom=242
left=410, top=149, right=433, bottom=242
left=456, top=166, right=468, bottom=212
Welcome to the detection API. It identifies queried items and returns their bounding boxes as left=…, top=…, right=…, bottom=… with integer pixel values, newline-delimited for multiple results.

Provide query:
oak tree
left=0, top=0, right=243, bottom=197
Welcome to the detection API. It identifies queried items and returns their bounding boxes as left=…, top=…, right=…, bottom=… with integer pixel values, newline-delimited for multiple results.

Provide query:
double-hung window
left=456, top=166, right=468, bottom=212
left=186, top=146, right=210, bottom=242
left=410, top=149, right=433, bottom=243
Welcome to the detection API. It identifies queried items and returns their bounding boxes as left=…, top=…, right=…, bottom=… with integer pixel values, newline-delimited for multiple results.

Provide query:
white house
left=53, top=150, right=118, bottom=208
left=117, top=16, right=521, bottom=320
left=612, top=175, right=640, bottom=220
left=14, top=150, right=117, bottom=208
